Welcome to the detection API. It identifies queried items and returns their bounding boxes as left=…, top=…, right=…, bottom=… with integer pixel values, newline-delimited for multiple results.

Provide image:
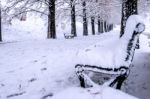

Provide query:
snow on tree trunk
left=71, top=0, right=77, bottom=37
left=91, top=17, right=95, bottom=35
left=47, top=0, right=56, bottom=39
left=82, top=1, right=88, bottom=36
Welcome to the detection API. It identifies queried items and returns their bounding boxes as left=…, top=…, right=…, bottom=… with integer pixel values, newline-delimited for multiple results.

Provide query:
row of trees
left=0, top=0, right=119, bottom=41
left=0, top=0, right=150, bottom=41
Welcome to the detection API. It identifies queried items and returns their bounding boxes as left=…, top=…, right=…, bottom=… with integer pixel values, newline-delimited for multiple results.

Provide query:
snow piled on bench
left=76, top=15, right=144, bottom=68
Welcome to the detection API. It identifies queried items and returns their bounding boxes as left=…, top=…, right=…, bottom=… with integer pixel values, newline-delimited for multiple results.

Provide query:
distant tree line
left=0, top=0, right=150, bottom=41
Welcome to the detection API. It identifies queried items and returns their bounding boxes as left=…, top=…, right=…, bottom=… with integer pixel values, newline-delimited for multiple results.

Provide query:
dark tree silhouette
left=98, top=17, right=100, bottom=33
left=82, top=1, right=88, bottom=36
left=98, top=17, right=104, bottom=34
left=104, top=21, right=107, bottom=32
left=100, top=19, right=104, bottom=33
left=91, top=17, right=95, bottom=35
left=70, top=0, right=77, bottom=37
left=47, top=0, right=56, bottom=39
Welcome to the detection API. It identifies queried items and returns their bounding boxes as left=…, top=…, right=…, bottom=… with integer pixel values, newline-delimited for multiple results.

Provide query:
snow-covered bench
left=75, top=15, right=145, bottom=89
left=64, top=33, right=74, bottom=39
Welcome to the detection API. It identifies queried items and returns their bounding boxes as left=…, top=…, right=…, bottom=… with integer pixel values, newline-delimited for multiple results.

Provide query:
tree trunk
left=82, top=1, right=88, bottom=36
left=0, top=1, right=2, bottom=42
left=107, top=24, right=109, bottom=32
left=47, top=0, right=56, bottom=39
left=98, top=17, right=104, bottom=34
left=100, top=19, right=104, bottom=33
left=120, top=0, right=138, bottom=37
left=98, top=17, right=100, bottom=33
left=120, top=1, right=127, bottom=37
left=107, top=24, right=113, bottom=32
left=71, top=0, right=77, bottom=37
left=91, top=17, right=95, bottom=35
left=110, top=24, right=113, bottom=31
left=104, top=21, right=107, bottom=32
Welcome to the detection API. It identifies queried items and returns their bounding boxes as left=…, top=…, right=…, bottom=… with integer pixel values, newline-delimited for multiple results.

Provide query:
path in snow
left=124, top=52, right=150, bottom=99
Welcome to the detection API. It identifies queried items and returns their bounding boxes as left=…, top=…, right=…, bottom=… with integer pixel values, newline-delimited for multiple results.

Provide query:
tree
left=97, top=17, right=100, bottom=33
left=47, top=0, right=56, bottom=39
left=91, top=17, right=95, bottom=35
left=4, top=0, right=57, bottom=39
left=70, top=0, right=77, bottom=36
left=0, top=0, right=2, bottom=42
left=104, top=20, right=107, bottom=32
left=120, top=0, right=138, bottom=37
left=82, top=1, right=88, bottom=36
left=100, top=19, right=104, bottom=33
left=86, top=1, right=96, bottom=35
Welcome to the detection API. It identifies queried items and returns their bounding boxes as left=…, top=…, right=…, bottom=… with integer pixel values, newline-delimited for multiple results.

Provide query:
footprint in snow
left=41, top=93, right=53, bottom=99
left=28, top=78, right=37, bottom=82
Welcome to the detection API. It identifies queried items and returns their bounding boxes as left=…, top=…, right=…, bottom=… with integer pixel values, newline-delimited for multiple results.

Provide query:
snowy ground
left=0, top=16, right=150, bottom=99
left=125, top=51, right=150, bottom=99
left=0, top=34, right=114, bottom=99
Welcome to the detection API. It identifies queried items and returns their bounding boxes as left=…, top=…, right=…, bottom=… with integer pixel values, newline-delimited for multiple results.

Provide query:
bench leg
left=116, top=75, right=127, bottom=89
left=75, top=64, right=85, bottom=88
left=78, top=75, right=85, bottom=88
left=109, top=77, right=119, bottom=87
left=109, top=74, right=127, bottom=90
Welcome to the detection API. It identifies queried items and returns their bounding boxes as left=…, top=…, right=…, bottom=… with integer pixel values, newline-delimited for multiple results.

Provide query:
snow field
left=1, top=33, right=149, bottom=99
left=0, top=15, right=150, bottom=99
